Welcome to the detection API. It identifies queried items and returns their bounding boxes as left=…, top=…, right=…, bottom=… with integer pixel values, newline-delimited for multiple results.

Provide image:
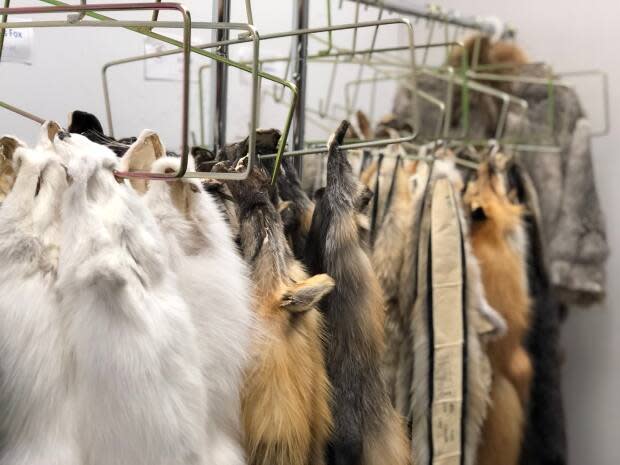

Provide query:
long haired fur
left=0, top=136, right=20, bottom=202
left=401, top=156, right=503, bottom=465
left=304, top=121, right=410, bottom=465
left=53, top=132, right=207, bottom=465
left=120, top=131, right=256, bottom=465
left=0, top=124, right=79, bottom=465
left=464, top=160, right=532, bottom=465
left=222, top=160, right=334, bottom=465
left=367, top=156, right=417, bottom=403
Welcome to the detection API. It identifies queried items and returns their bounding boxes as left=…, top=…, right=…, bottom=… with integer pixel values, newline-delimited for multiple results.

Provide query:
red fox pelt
left=221, top=161, right=334, bottom=465
left=304, top=121, right=410, bottom=465
left=464, top=161, right=533, bottom=465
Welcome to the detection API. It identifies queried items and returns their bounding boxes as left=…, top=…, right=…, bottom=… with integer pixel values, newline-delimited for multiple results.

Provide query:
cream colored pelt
left=409, top=158, right=503, bottom=465
left=54, top=133, right=207, bottom=465
left=0, top=125, right=78, bottom=465
left=121, top=131, right=256, bottom=465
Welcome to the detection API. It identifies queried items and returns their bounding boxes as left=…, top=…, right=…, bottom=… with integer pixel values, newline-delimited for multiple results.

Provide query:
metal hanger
left=95, top=13, right=419, bottom=183
left=0, top=1, right=272, bottom=182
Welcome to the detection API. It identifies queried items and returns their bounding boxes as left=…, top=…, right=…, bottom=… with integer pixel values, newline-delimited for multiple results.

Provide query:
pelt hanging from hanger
left=464, top=159, right=533, bottom=465
left=404, top=156, right=502, bottom=465
left=0, top=124, right=79, bottom=465
left=54, top=132, right=207, bottom=465
left=120, top=131, right=257, bottom=465
left=304, top=121, right=410, bottom=465
left=0, top=136, right=18, bottom=202
left=220, top=160, right=334, bottom=465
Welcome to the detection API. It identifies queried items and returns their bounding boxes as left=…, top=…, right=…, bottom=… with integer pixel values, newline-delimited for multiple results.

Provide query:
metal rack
left=0, top=0, right=611, bottom=182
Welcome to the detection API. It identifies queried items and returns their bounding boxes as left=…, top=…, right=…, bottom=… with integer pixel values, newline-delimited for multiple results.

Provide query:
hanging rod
left=344, top=0, right=499, bottom=35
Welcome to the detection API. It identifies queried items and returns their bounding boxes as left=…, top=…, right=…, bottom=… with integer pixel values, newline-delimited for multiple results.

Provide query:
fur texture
left=121, top=131, right=255, bottom=465
left=0, top=136, right=21, bottom=203
left=263, top=156, right=315, bottom=260
left=304, top=121, right=410, bottom=465
left=222, top=161, right=334, bottom=465
left=53, top=132, right=207, bottom=465
left=0, top=124, right=78, bottom=465
left=464, top=161, right=532, bottom=465
left=367, top=157, right=417, bottom=404
left=399, top=157, right=500, bottom=465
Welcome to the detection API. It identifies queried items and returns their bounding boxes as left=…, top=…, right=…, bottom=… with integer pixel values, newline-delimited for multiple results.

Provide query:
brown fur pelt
left=448, top=35, right=529, bottom=93
left=365, top=157, right=417, bottom=404
left=464, top=160, right=533, bottom=465
left=222, top=162, right=334, bottom=465
left=0, top=136, right=20, bottom=203
left=304, top=121, right=410, bottom=465
left=262, top=156, right=315, bottom=260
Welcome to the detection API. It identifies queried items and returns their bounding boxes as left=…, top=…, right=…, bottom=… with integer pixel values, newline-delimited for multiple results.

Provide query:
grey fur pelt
left=508, top=70, right=608, bottom=305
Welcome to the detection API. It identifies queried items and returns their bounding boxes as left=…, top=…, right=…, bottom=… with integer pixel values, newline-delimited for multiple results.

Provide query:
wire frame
left=0, top=1, right=278, bottom=181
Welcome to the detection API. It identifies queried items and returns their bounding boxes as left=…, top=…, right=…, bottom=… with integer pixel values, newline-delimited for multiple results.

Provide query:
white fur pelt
left=53, top=133, right=207, bottom=465
left=142, top=153, right=255, bottom=465
left=0, top=131, right=79, bottom=465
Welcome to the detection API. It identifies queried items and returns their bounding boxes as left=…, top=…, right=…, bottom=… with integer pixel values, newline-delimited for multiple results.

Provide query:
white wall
left=1, top=1, right=618, bottom=464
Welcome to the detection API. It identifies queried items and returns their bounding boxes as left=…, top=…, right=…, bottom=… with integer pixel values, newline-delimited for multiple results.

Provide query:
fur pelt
left=405, top=158, right=498, bottom=465
left=367, top=157, right=417, bottom=404
left=507, top=73, right=608, bottom=305
left=464, top=160, right=533, bottom=465
left=121, top=131, right=256, bottom=465
left=264, top=156, right=315, bottom=260
left=0, top=136, right=20, bottom=203
left=0, top=124, right=79, bottom=465
left=67, top=110, right=138, bottom=157
left=221, top=160, right=334, bottom=465
left=504, top=161, right=567, bottom=465
left=304, top=121, right=409, bottom=465
left=448, top=35, right=528, bottom=93
left=53, top=132, right=207, bottom=465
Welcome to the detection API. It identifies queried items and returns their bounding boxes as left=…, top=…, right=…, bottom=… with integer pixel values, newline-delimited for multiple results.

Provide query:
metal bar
left=67, top=0, right=87, bottom=23
left=211, top=0, right=230, bottom=152
left=0, top=101, right=45, bottom=124
left=345, top=0, right=497, bottom=34
left=198, top=64, right=210, bottom=146
left=199, top=18, right=414, bottom=50
left=292, top=0, right=309, bottom=176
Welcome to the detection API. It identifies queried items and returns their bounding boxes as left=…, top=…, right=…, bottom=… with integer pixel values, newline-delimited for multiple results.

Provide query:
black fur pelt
left=520, top=215, right=567, bottom=465
left=506, top=163, right=567, bottom=465
left=304, top=121, right=408, bottom=465
left=67, top=110, right=137, bottom=156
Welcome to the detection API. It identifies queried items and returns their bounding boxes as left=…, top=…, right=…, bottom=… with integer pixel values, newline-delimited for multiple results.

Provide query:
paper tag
left=1, top=23, right=33, bottom=65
